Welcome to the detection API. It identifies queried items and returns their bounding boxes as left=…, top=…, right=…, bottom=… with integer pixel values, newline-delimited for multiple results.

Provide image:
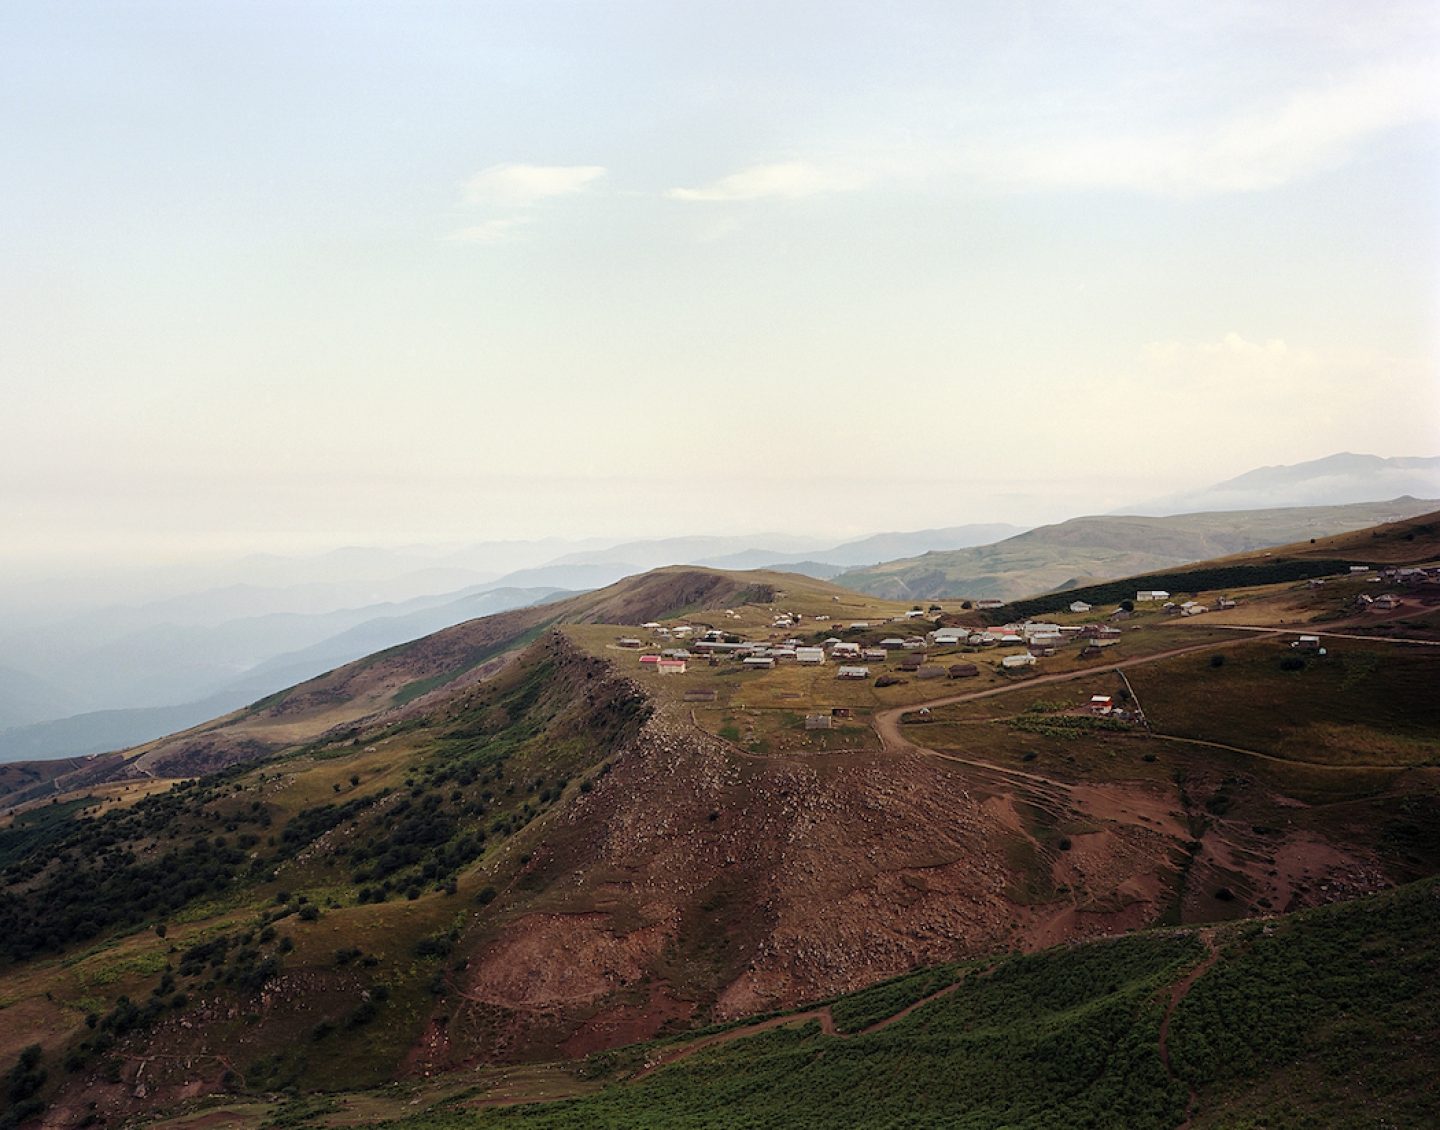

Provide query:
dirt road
left=871, top=639, right=1235, bottom=757
left=1199, top=623, right=1440, bottom=647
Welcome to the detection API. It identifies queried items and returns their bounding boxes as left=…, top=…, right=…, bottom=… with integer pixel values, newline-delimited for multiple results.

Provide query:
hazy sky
left=3, top=1, right=1438, bottom=566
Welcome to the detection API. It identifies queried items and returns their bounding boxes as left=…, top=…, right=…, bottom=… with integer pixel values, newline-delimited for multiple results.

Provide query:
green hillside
left=0, top=532, right=1437, bottom=1129
left=835, top=498, right=1439, bottom=601
left=388, top=878, right=1439, bottom=1130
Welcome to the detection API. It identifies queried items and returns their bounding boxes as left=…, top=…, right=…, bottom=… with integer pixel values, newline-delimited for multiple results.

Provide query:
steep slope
left=31, top=569, right=814, bottom=784
left=0, top=587, right=565, bottom=766
left=836, top=497, right=1439, bottom=601
left=382, top=878, right=1439, bottom=1130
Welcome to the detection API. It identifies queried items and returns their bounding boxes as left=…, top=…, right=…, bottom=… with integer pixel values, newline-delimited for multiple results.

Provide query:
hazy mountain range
left=0, top=525, right=1021, bottom=760
left=1, top=453, right=1433, bottom=762
left=1128, top=452, right=1440, bottom=515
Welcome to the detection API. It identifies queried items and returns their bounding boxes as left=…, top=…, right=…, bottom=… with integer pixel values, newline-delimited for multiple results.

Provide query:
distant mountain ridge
left=1128, top=452, right=1440, bottom=515
left=0, top=586, right=566, bottom=762
left=835, top=496, right=1440, bottom=601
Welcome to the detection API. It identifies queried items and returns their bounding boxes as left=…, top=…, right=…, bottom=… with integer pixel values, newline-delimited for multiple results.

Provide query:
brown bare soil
left=409, top=707, right=1030, bottom=1072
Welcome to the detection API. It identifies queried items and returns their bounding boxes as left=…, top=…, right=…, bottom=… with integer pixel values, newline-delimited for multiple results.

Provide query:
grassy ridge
left=992, top=558, right=1356, bottom=621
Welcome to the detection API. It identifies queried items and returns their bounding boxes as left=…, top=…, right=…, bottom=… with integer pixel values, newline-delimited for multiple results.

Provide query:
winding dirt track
left=632, top=975, right=971, bottom=1080
left=871, top=640, right=1235, bottom=757
left=1198, top=623, right=1440, bottom=647
left=1148, top=731, right=1412, bottom=772
left=1158, top=930, right=1221, bottom=1130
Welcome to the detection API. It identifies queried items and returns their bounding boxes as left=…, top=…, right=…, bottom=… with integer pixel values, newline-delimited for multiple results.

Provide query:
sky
left=3, top=0, right=1438, bottom=568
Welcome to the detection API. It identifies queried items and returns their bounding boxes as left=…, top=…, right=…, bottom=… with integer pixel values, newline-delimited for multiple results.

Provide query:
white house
left=1001, top=653, right=1037, bottom=668
left=742, top=656, right=776, bottom=669
left=930, top=628, right=968, bottom=646
left=795, top=647, right=826, bottom=665
left=1137, top=590, right=1170, bottom=602
left=836, top=665, right=870, bottom=679
left=975, top=598, right=1005, bottom=610
left=656, top=659, right=686, bottom=675
left=1089, top=695, right=1113, bottom=714
left=1069, top=601, right=1092, bottom=613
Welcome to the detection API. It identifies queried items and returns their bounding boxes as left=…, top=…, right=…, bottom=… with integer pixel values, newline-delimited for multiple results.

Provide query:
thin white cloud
left=463, top=163, right=606, bottom=207
left=1134, top=332, right=1431, bottom=437
left=445, top=217, right=531, bottom=245
left=667, top=161, right=871, bottom=202
left=984, top=60, right=1438, bottom=195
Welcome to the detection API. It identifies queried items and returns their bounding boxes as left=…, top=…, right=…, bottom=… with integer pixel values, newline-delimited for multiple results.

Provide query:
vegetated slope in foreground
left=835, top=497, right=1438, bottom=601
left=388, top=878, right=1440, bottom=1130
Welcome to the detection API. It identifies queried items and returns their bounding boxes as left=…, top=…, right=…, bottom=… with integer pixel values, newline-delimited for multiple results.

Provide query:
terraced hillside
left=0, top=519, right=1437, bottom=1128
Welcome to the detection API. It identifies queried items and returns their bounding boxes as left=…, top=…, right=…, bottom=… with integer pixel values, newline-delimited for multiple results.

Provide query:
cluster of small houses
left=615, top=599, right=1172, bottom=682
left=1299, top=564, right=1438, bottom=610
left=1132, top=590, right=1237, bottom=617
